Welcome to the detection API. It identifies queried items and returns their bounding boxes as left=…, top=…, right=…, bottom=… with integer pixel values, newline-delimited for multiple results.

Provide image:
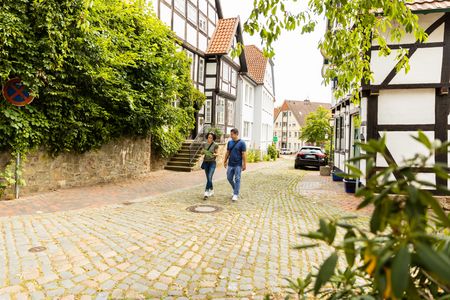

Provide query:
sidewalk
left=0, top=160, right=278, bottom=218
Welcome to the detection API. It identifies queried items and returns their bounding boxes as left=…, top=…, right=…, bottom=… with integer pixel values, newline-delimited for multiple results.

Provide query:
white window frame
left=199, top=14, right=207, bottom=33
left=186, top=51, right=195, bottom=81
left=216, top=97, right=225, bottom=125
left=227, top=101, right=234, bottom=126
left=198, top=57, right=205, bottom=84
left=205, top=100, right=212, bottom=123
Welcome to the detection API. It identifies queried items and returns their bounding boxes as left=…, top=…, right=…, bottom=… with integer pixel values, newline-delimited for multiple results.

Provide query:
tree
left=0, top=0, right=204, bottom=158
left=244, top=0, right=426, bottom=100
left=300, top=106, right=331, bottom=147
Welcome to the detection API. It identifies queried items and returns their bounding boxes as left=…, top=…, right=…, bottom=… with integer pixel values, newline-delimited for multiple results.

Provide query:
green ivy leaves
left=0, top=0, right=204, bottom=159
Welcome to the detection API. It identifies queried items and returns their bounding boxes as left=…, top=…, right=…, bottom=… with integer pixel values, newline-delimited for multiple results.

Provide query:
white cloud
left=222, top=0, right=332, bottom=106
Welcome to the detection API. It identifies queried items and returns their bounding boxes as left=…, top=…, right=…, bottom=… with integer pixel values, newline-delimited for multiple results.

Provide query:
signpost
left=2, top=78, right=34, bottom=199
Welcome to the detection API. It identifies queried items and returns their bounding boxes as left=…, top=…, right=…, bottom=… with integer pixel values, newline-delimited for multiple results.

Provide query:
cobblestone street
left=0, top=159, right=367, bottom=299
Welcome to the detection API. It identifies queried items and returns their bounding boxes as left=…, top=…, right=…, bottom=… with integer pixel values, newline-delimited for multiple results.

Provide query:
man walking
left=224, top=128, right=247, bottom=201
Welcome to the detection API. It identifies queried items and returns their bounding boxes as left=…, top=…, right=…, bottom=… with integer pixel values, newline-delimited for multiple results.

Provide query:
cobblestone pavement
left=0, top=162, right=272, bottom=218
left=0, top=159, right=368, bottom=299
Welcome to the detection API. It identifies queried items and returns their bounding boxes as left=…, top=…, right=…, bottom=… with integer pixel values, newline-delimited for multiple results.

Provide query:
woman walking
left=202, top=132, right=219, bottom=200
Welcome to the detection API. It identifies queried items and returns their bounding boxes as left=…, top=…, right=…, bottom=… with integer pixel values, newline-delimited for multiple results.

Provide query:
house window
left=244, top=85, right=249, bottom=105
left=186, top=51, right=195, bottom=80
left=339, top=116, right=344, bottom=150
left=216, top=97, right=225, bottom=125
left=227, top=101, right=234, bottom=126
left=174, top=0, right=186, bottom=15
left=289, top=132, right=292, bottom=138
left=231, top=69, right=237, bottom=87
left=205, top=100, right=212, bottom=123
left=198, top=58, right=205, bottom=84
left=187, top=3, right=197, bottom=24
left=199, top=15, right=207, bottom=32
left=244, top=121, right=250, bottom=138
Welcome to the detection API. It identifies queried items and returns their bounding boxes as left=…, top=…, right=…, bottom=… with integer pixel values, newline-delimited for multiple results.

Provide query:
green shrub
left=268, top=143, right=278, bottom=160
left=247, top=150, right=256, bottom=163
left=254, top=150, right=262, bottom=162
left=263, top=154, right=271, bottom=162
left=282, top=132, right=450, bottom=299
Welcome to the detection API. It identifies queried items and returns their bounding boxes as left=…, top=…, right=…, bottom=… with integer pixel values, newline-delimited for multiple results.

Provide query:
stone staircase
left=164, top=140, right=203, bottom=172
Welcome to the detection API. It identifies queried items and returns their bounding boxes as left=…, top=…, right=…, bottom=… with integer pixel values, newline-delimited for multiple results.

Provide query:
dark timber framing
left=360, top=12, right=450, bottom=192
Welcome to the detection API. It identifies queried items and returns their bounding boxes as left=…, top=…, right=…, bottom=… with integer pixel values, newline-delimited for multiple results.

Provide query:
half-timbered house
left=331, top=0, right=450, bottom=188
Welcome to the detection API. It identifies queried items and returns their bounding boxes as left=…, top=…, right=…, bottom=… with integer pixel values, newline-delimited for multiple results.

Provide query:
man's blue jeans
left=227, top=165, right=242, bottom=196
left=204, top=161, right=216, bottom=191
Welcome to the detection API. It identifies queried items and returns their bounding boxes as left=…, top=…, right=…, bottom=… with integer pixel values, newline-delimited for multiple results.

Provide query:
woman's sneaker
left=232, top=195, right=238, bottom=202
left=208, top=190, right=214, bottom=197
left=204, top=191, right=209, bottom=200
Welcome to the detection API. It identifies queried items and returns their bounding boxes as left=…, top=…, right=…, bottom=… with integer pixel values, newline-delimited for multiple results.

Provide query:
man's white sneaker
left=232, top=195, right=238, bottom=202
left=204, top=191, right=209, bottom=199
left=209, top=190, right=214, bottom=197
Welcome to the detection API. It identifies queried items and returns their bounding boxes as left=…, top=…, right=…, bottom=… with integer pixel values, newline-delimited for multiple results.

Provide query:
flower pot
left=343, top=179, right=359, bottom=194
left=332, top=171, right=343, bottom=182
left=320, top=165, right=331, bottom=176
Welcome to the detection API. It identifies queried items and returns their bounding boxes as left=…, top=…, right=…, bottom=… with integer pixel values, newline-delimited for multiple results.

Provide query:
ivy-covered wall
left=0, top=0, right=205, bottom=192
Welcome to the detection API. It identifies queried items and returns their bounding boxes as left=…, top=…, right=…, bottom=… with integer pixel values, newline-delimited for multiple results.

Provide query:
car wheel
left=294, top=164, right=300, bottom=169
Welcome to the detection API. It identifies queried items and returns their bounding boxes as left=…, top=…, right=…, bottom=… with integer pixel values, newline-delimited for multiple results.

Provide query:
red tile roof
left=244, top=45, right=268, bottom=84
left=206, top=18, right=239, bottom=55
left=276, top=100, right=331, bottom=127
left=408, top=0, right=450, bottom=11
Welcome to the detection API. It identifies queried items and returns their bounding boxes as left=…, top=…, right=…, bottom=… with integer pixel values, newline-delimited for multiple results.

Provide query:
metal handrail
left=189, top=125, right=207, bottom=165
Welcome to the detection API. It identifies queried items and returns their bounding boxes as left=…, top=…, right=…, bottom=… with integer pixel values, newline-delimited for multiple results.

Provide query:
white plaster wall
left=159, top=2, right=172, bottom=27
left=173, top=14, right=185, bottom=40
left=372, top=13, right=445, bottom=45
left=376, top=131, right=435, bottom=167
left=378, top=89, right=435, bottom=125
left=186, top=24, right=197, bottom=48
left=206, top=63, right=216, bottom=75
left=371, top=48, right=443, bottom=85
left=205, top=77, right=215, bottom=89
left=199, top=35, right=207, bottom=52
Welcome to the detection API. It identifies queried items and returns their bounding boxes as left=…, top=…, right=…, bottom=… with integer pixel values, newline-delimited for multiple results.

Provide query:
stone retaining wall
left=0, top=137, right=151, bottom=198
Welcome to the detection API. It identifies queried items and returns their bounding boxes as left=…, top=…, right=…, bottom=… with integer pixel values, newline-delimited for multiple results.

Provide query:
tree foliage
left=244, top=0, right=426, bottom=100
left=0, top=0, right=204, bottom=157
left=300, top=106, right=332, bottom=146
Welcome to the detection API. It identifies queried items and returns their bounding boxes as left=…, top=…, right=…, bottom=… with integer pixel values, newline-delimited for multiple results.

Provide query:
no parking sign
left=2, top=78, right=34, bottom=106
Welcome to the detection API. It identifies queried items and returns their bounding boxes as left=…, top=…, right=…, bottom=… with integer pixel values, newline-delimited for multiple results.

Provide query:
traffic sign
left=273, top=136, right=278, bottom=143
left=2, top=78, right=34, bottom=107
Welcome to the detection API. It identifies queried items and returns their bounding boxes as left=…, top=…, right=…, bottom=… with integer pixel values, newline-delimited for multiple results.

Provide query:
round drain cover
left=187, top=205, right=222, bottom=214
left=28, top=246, right=46, bottom=253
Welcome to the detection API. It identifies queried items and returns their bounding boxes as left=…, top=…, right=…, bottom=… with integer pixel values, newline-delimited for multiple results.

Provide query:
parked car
left=295, top=146, right=328, bottom=169
left=280, top=148, right=293, bottom=155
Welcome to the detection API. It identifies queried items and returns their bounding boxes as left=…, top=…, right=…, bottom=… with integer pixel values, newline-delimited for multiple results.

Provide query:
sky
left=221, top=0, right=332, bottom=106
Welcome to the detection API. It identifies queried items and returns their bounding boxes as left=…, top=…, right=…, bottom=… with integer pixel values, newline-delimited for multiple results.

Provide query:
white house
left=151, top=0, right=247, bottom=137
left=330, top=0, right=450, bottom=189
left=235, top=45, right=276, bottom=154
left=274, top=100, right=331, bottom=152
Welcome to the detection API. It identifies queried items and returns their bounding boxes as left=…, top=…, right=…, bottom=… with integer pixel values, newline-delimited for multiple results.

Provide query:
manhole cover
left=187, top=205, right=222, bottom=214
left=28, top=246, right=46, bottom=253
